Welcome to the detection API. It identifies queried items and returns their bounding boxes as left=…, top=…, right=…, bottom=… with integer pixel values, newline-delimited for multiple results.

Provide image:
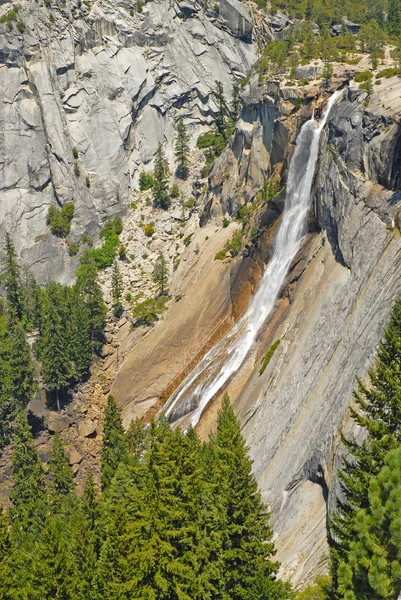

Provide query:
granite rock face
left=225, top=82, right=401, bottom=583
left=0, top=0, right=255, bottom=282
left=158, top=77, right=401, bottom=583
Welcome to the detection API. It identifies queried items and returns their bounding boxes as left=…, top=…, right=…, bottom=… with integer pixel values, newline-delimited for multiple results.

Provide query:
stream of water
left=163, top=90, right=342, bottom=428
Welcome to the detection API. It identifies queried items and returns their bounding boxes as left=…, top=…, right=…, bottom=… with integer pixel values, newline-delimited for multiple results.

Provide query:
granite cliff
left=2, top=0, right=401, bottom=588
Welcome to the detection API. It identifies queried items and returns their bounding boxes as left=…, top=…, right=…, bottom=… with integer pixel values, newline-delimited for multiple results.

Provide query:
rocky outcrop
left=218, top=79, right=401, bottom=583
left=0, top=0, right=255, bottom=282
left=219, top=0, right=253, bottom=40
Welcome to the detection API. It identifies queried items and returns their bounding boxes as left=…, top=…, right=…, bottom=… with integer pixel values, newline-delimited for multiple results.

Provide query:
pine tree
left=1, top=232, right=25, bottom=323
left=214, top=81, right=228, bottom=138
left=101, top=395, right=127, bottom=491
left=229, top=79, right=241, bottom=127
left=69, top=472, right=100, bottom=600
left=212, top=394, right=285, bottom=600
left=92, top=504, right=130, bottom=600
left=126, top=417, right=146, bottom=456
left=0, top=508, right=13, bottom=600
left=28, top=515, right=73, bottom=600
left=111, top=261, right=123, bottom=317
left=71, top=290, right=92, bottom=381
left=387, top=0, right=401, bottom=37
left=124, top=418, right=195, bottom=599
left=322, top=62, right=333, bottom=89
left=0, top=309, right=36, bottom=447
left=337, top=446, right=401, bottom=599
left=331, top=297, right=401, bottom=591
left=9, top=411, right=47, bottom=534
left=49, top=435, right=75, bottom=511
left=153, top=144, right=171, bottom=210
left=75, top=250, right=106, bottom=354
left=40, top=283, right=73, bottom=411
left=153, top=251, right=168, bottom=296
left=22, top=268, right=42, bottom=330
left=302, top=23, right=316, bottom=60
left=174, top=118, right=190, bottom=179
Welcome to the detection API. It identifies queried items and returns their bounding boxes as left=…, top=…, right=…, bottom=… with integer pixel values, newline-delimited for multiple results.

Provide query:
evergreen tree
left=214, top=81, right=228, bottom=138
left=331, top=297, right=401, bottom=591
left=69, top=472, right=100, bottom=600
left=101, top=395, right=127, bottom=491
left=337, top=446, right=401, bottom=599
left=9, top=411, right=47, bottom=535
left=153, top=251, right=168, bottom=296
left=111, top=261, right=123, bottom=317
left=22, top=268, right=42, bottom=329
left=75, top=250, right=106, bottom=354
left=302, top=23, right=316, bottom=60
left=0, top=309, right=36, bottom=447
left=126, top=417, right=146, bottom=456
left=387, top=0, right=401, bottom=37
left=92, top=504, right=130, bottom=600
left=49, top=434, right=75, bottom=511
left=212, top=394, right=286, bottom=600
left=0, top=508, right=13, bottom=600
left=40, top=283, right=74, bottom=411
left=71, top=290, right=92, bottom=381
left=229, top=78, right=241, bottom=127
left=28, top=515, right=73, bottom=600
left=1, top=232, right=25, bottom=323
left=322, top=62, right=333, bottom=89
left=174, top=118, right=190, bottom=179
left=153, top=144, right=171, bottom=210
left=124, top=418, right=195, bottom=599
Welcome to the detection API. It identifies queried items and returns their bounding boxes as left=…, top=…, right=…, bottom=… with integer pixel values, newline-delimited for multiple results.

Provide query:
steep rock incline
left=0, top=0, right=255, bottom=282
left=231, top=82, right=401, bottom=583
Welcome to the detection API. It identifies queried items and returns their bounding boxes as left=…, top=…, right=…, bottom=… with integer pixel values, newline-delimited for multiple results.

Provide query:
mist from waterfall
left=163, top=90, right=342, bottom=428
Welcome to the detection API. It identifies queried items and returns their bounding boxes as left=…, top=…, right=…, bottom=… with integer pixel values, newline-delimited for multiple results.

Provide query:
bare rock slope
left=0, top=0, right=255, bottom=281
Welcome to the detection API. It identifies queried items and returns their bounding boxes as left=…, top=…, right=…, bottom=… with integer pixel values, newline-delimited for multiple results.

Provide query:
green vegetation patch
left=132, top=295, right=169, bottom=326
left=354, top=71, right=373, bottom=83
left=259, top=339, right=280, bottom=375
left=47, top=203, right=75, bottom=237
left=215, top=230, right=242, bottom=260
left=139, top=171, right=155, bottom=191
left=90, top=216, right=123, bottom=269
left=378, top=67, right=400, bottom=78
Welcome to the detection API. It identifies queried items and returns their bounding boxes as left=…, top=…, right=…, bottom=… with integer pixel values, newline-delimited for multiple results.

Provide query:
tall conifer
left=101, top=395, right=127, bottom=491
left=212, top=394, right=285, bottom=600
left=9, top=411, right=46, bottom=534
left=40, top=283, right=73, bottom=410
left=174, top=118, right=190, bottom=178
left=49, top=435, right=75, bottom=511
left=1, top=232, right=25, bottom=323
left=153, top=144, right=171, bottom=210
left=331, top=296, right=401, bottom=591
left=75, top=250, right=106, bottom=354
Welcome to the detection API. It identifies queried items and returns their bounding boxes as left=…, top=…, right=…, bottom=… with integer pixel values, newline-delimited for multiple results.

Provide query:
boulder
left=68, top=448, right=83, bottom=465
left=219, top=0, right=253, bottom=40
left=342, top=17, right=361, bottom=34
left=176, top=0, right=200, bottom=17
left=294, top=61, right=324, bottom=81
left=266, top=11, right=293, bottom=40
left=48, top=412, right=72, bottom=434
left=78, top=419, right=97, bottom=438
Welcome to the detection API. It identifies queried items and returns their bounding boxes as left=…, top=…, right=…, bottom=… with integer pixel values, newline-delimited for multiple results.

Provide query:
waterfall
left=163, top=90, right=342, bottom=428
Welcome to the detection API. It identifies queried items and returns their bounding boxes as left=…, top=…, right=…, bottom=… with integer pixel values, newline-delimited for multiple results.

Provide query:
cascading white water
left=163, top=90, right=342, bottom=428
